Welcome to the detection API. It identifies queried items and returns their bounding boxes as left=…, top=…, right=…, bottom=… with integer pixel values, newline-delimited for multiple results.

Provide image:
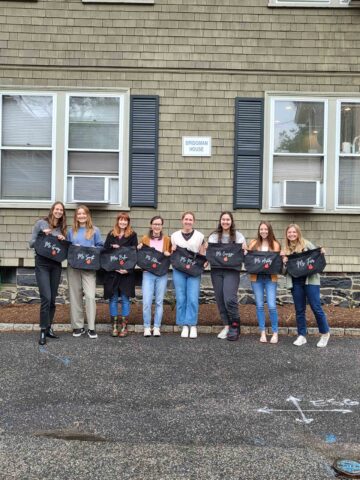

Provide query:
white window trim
left=83, top=0, right=154, bottom=3
left=267, top=95, right=328, bottom=212
left=335, top=98, right=360, bottom=210
left=0, top=91, right=56, bottom=204
left=268, top=0, right=350, bottom=7
left=263, top=92, right=360, bottom=214
left=0, top=87, right=130, bottom=210
left=64, top=92, right=125, bottom=206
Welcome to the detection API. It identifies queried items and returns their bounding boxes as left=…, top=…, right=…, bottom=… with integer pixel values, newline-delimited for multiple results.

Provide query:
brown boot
left=111, top=316, right=118, bottom=337
left=118, top=316, right=128, bottom=337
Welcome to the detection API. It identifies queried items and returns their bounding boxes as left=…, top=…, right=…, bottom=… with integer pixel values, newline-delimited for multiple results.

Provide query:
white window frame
left=268, top=0, right=350, bottom=7
left=64, top=92, right=125, bottom=205
left=0, top=91, right=56, bottom=204
left=335, top=98, right=360, bottom=210
left=0, top=87, right=130, bottom=210
left=83, top=0, right=154, bottom=3
left=267, top=95, right=328, bottom=211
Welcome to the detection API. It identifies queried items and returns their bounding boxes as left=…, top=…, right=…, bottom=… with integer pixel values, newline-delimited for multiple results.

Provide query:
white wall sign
left=182, top=136, right=211, bottom=157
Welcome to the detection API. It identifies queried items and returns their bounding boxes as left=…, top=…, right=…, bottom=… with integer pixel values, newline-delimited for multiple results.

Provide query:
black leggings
left=35, top=255, right=62, bottom=329
left=211, top=269, right=240, bottom=326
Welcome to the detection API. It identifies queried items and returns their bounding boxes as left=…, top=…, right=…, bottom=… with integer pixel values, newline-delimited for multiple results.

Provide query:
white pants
left=67, top=266, right=97, bottom=330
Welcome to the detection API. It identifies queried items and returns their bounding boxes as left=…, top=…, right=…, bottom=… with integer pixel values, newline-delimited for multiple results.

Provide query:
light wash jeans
left=142, top=271, right=168, bottom=328
left=109, top=292, right=130, bottom=317
left=172, top=268, right=201, bottom=326
left=251, top=275, right=278, bottom=333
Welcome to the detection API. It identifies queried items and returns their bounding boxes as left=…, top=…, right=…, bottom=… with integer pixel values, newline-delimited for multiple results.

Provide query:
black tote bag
left=67, top=245, right=101, bottom=270
left=137, top=245, right=170, bottom=277
left=286, top=248, right=326, bottom=278
left=244, top=251, right=282, bottom=275
left=100, top=246, right=137, bottom=272
left=170, top=247, right=207, bottom=277
left=206, top=243, right=244, bottom=271
left=34, top=233, right=71, bottom=263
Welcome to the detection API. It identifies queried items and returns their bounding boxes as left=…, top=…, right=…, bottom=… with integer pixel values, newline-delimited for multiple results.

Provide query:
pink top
left=150, top=237, right=164, bottom=253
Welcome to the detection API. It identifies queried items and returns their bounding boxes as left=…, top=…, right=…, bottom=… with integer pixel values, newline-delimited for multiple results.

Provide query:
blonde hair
left=181, top=211, right=195, bottom=221
left=72, top=205, right=95, bottom=240
left=284, top=223, right=306, bottom=254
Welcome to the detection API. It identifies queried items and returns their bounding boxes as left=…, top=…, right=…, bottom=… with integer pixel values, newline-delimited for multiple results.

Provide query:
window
left=270, top=99, right=326, bottom=208
left=337, top=101, right=360, bottom=207
left=0, top=94, right=54, bottom=201
left=66, top=95, right=123, bottom=204
left=268, top=0, right=350, bottom=7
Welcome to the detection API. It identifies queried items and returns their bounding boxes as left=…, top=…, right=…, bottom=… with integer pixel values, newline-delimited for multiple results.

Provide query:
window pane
left=69, top=96, right=119, bottom=149
left=2, top=95, right=53, bottom=147
left=68, top=152, right=119, bottom=175
left=340, top=103, right=360, bottom=154
left=338, top=157, right=360, bottom=206
left=274, top=101, right=324, bottom=154
left=1, top=150, right=51, bottom=200
left=273, top=155, right=324, bottom=181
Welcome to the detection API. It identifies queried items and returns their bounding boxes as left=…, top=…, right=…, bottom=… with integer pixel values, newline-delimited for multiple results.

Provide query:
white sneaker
left=217, top=326, right=229, bottom=339
left=293, top=335, right=307, bottom=346
left=317, top=333, right=330, bottom=348
left=189, top=326, right=198, bottom=339
left=181, top=326, right=189, bottom=338
left=153, top=327, right=161, bottom=337
left=144, top=327, right=151, bottom=337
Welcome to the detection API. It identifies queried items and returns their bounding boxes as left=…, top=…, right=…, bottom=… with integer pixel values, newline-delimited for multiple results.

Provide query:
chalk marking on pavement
left=257, top=396, right=356, bottom=424
left=38, top=345, right=71, bottom=367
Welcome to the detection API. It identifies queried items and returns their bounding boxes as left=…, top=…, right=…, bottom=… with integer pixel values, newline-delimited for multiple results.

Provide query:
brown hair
left=72, top=205, right=94, bottom=240
left=44, top=201, right=67, bottom=236
left=148, top=215, right=164, bottom=239
left=251, top=221, right=280, bottom=251
left=112, top=212, right=134, bottom=238
left=181, top=211, right=195, bottom=221
left=284, top=223, right=306, bottom=254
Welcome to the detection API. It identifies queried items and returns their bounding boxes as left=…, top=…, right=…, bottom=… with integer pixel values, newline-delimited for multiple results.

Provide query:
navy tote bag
left=170, top=247, right=207, bottom=277
left=136, top=245, right=170, bottom=277
left=67, top=245, right=101, bottom=270
left=100, top=246, right=137, bottom=272
left=34, top=233, right=70, bottom=263
left=206, top=243, right=244, bottom=271
left=286, top=248, right=326, bottom=278
left=244, top=251, right=282, bottom=275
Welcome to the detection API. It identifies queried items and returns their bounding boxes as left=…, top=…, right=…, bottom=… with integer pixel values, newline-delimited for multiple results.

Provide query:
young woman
left=29, top=202, right=67, bottom=345
left=171, top=212, right=205, bottom=339
left=103, top=212, right=138, bottom=338
left=66, top=205, right=103, bottom=339
left=281, top=224, right=330, bottom=348
left=138, top=216, right=171, bottom=337
left=208, top=212, right=246, bottom=342
left=247, top=221, right=281, bottom=344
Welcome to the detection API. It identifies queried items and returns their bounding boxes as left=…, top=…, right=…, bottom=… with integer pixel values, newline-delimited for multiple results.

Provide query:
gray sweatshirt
left=29, top=219, right=63, bottom=248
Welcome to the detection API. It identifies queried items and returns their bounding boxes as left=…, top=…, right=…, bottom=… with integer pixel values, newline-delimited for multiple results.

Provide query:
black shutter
left=233, top=97, right=264, bottom=209
left=129, top=95, right=159, bottom=207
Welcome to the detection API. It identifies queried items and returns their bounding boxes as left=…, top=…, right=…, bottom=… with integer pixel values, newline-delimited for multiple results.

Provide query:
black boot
left=46, top=325, right=59, bottom=339
left=227, top=321, right=240, bottom=341
left=39, top=329, right=47, bottom=345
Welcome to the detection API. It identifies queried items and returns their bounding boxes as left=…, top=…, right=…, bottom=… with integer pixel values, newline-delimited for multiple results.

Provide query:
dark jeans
left=291, top=276, right=329, bottom=336
left=211, top=269, right=240, bottom=326
left=35, top=254, right=62, bottom=329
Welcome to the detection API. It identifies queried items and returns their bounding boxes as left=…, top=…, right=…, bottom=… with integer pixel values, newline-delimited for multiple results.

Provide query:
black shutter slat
left=129, top=95, right=159, bottom=207
left=233, top=97, right=264, bottom=209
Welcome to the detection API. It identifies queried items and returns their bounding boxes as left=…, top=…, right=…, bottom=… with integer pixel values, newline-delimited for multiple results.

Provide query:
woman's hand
left=57, top=234, right=65, bottom=241
left=171, top=245, right=177, bottom=252
left=111, top=244, right=120, bottom=249
left=42, top=228, right=51, bottom=235
left=137, top=243, right=143, bottom=250
left=320, top=247, right=326, bottom=255
left=163, top=251, right=171, bottom=257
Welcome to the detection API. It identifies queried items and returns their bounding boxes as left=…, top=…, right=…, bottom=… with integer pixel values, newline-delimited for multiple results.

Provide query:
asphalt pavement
left=0, top=332, right=359, bottom=479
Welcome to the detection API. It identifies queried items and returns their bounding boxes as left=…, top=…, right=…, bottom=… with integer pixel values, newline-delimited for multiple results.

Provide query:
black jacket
left=103, top=231, right=138, bottom=299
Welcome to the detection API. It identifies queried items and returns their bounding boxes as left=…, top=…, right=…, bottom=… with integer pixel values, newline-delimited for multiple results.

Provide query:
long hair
left=253, top=221, right=279, bottom=251
left=112, top=212, right=133, bottom=238
left=72, top=205, right=94, bottom=240
left=44, top=201, right=67, bottom=236
left=213, top=211, right=236, bottom=243
left=148, top=215, right=164, bottom=239
left=284, top=223, right=306, bottom=254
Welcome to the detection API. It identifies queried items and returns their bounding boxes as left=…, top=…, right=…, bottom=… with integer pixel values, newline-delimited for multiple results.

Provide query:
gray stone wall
left=0, top=267, right=359, bottom=309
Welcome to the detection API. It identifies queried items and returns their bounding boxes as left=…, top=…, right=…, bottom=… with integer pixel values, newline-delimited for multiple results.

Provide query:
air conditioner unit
left=281, top=180, right=320, bottom=208
left=71, top=176, right=110, bottom=204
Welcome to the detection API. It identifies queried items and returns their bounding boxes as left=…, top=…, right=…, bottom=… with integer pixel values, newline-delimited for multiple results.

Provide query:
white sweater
left=171, top=230, right=204, bottom=253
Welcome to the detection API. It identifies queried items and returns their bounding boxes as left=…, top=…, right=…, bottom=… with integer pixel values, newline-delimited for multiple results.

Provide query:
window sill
left=260, top=207, right=360, bottom=214
left=82, top=0, right=154, bottom=3
left=0, top=202, right=130, bottom=211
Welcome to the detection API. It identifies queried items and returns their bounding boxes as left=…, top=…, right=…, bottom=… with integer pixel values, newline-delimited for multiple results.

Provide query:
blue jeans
left=251, top=275, right=278, bottom=333
left=142, top=271, right=168, bottom=328
left=109, top=292, right=130, bottom=318
left=172, top=268, right=201, bottom=326
left=291, top=277, right=329, bottom=336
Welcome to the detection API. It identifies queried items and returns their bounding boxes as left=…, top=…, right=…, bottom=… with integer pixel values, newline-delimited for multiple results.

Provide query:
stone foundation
left=0, top=268, right=359, bottom=309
